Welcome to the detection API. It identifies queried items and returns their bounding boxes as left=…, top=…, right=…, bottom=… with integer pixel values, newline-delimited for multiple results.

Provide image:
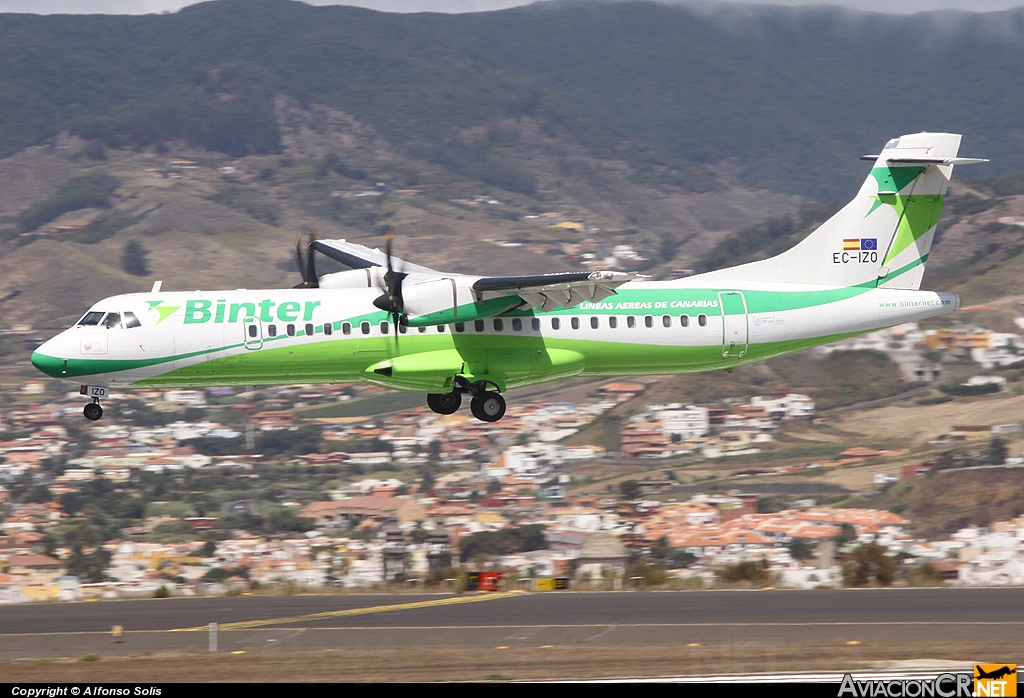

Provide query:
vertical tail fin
left=699, top=132, right=981, bottom=290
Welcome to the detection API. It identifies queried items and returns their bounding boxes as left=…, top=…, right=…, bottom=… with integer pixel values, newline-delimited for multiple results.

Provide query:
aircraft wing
left=473, top=271, right=639, bottom=311
left=311, top=239, right=443, bottom=275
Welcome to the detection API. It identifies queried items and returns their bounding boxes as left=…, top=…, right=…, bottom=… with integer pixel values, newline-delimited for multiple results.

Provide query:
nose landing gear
left=80, top=385, right=107, bottom=421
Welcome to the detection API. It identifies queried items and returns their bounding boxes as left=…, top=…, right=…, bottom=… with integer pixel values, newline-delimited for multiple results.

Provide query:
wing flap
left=476, top=271, right=638, bottom=310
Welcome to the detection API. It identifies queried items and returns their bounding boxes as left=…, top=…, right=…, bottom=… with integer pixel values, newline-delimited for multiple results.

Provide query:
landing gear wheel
left=470, top=391, right=506, bottom=422
left=427, top=391, right=462, bottom=415
left=83, top=402, right=103, bottom=421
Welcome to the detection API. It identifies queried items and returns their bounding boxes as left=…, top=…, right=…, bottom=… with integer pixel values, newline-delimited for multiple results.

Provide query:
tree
left=841, top=543, right=897, bottom=587
left=988, top=436, right=1008, bottom=466
left=787, top=538, right=815, bottom=561
left=619, top=480, right=641, bottom=499
left=65, top=544, right=112, bottom=583
left=834, top=523, right=858, bottom=546
left=121, top=239, right=150, bottom=276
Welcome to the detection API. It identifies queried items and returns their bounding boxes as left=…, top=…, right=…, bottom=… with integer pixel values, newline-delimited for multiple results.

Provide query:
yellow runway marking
left=3, top=618, right=1024, bottom=638
left=169, top=591, right=527, bottom=632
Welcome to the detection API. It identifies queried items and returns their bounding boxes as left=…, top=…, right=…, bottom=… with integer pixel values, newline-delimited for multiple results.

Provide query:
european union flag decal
left=861, top=238, right=877, bottom=250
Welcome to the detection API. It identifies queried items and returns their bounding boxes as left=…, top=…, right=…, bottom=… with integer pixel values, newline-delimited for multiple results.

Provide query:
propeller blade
left=292, top=232, right=311, bottom=289
left=295, top=233, right=306, bottom=283
left=306, top=226, right=319, bottom=289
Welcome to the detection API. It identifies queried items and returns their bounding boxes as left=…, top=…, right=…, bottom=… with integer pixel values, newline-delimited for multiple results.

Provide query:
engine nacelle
left=318, top=268, right=384, bottom=289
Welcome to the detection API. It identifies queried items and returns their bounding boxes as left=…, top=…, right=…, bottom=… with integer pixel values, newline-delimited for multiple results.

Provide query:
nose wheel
left=84, top=401, right=103, bottom=421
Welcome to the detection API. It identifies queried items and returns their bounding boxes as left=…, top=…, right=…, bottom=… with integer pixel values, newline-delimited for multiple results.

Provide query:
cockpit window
left=102, top=313, right=122, bottom=329
left=124, top=311, right=142, bottom=329
left=78, top=311, right=105, bottom=326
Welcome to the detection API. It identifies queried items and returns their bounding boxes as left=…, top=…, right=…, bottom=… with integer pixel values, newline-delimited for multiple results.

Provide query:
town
left=3, top=316, right=1024, bottom=602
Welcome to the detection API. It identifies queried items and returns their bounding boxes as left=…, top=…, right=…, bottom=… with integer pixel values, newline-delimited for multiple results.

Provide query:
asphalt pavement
left=1, top=588, right=1022, bottom=656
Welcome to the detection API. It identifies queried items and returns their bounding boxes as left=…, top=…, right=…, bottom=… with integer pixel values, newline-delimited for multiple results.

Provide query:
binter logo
left=179, top=299, right=322, bottom=325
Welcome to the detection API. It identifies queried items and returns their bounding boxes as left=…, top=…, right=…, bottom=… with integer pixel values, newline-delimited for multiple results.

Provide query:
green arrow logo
left=147, top=300, right=180, bottom=325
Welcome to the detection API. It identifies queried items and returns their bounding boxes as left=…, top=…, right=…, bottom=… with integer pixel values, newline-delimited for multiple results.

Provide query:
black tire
left=470, top=392, right=506, bottom=422
left=83, top=403, right=103, bottom=421
left=426, top=391, right=462, bottom=415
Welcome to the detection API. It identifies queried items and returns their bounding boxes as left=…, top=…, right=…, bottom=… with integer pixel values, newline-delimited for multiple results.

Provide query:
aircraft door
left=243, top=317, right=263, bottom=350
left=718, top=291, right=748, bottom=358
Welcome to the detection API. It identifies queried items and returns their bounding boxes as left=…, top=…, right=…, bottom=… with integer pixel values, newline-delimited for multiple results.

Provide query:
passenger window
left=124, top=312, right=141, bottom=329
left=698, top=314, right=707, bottom=327
left=609, top=316, right=617, bottom=329
left=680, top=314, right=689, bottom=328
left=78, top=311, right=105, bottom=326
left=663, top=315, right=672, bottom=328
left=551, top=318, right=560, bottom=330
left=437, top=325, right=446, bottom=332
left=342, top=322, right=351, bottom=335
left=324, top=323, right=333, bottom=336
left=418, top=326, right=426, bottom=333
left=103, top=313, right=122, bottom=329
left=248, top=325, right=258, bottom=338
left=268, top=325, right=277, bottom=337
left=361, top=322, right=370, bottom=335
left=455, top=322, right=465, bottom=333
left=531, top=318, right=540, bottom=331
left=644, top=315, right=653, bottom=328
left=287, top=324, right=296, bottom=337
left=627, top=316, right=636, bottom=328
left=493, top=319, right=503, bottom=331
left=571, top=317, right=580, bottom=330
left=399, top=324, right=407, bottom=334
left=305, top=323, right=314, bottom=336
left=512, top=318, right=522, bottom=331
left=591, top=317, right=599, bottom=329
left=380, top=321, right=389, bottom=334
left=474, top=320, right=485, bottom=332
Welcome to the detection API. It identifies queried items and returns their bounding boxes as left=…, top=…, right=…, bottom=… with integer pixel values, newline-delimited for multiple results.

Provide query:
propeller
left=292, top=226, right=319, bottom=289
left=372, top=227, right=407, bottom=341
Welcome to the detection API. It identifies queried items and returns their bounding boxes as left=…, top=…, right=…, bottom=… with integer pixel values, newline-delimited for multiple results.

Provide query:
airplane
left=31, top=132, right=986, bottom=423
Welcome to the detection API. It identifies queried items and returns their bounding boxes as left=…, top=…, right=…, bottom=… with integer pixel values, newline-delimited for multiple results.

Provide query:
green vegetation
left=121, top=240, right=150, bottom=277
left=639, top=349, right=910, bottom=412
left=67, top=210, right=136, bottom=245
left=869, top=465, right=1024, bottom=537
left=841, top=543, right=897, bottom=587
left=206, top=187, right=282, bottom=226
left=938, top=382, right=1000, bottom=396
left=14, top=174, right=120, bottom=233
left=4, top=1, right=1024, bottom=199
left=717, top=559, right=771, bottom=584
left=459, top=524, right=547, bottom=562
left=698, top=204, right=837, bottom=273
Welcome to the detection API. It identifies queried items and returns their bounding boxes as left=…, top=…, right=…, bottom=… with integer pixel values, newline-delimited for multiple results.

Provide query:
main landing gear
left=426, top=378, right=507, bottom=422
left=426, top=391, right=461, bottom=415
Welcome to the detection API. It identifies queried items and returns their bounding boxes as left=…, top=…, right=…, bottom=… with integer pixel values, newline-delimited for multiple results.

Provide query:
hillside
left=2, top=1, right=1024, bottom=200
left=0, top=112, right=799, bottom=332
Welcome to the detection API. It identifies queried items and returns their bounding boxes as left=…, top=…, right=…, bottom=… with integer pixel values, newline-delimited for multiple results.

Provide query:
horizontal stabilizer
left=861, top=155, right=988, bottom=165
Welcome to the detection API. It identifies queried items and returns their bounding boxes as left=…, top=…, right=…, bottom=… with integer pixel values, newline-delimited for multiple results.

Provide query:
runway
left=1, top=588, right=1022, bottom=657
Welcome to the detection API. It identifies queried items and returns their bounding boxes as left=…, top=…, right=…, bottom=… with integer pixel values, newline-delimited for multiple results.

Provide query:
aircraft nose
left=31, top=343, right=67, bottom=378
